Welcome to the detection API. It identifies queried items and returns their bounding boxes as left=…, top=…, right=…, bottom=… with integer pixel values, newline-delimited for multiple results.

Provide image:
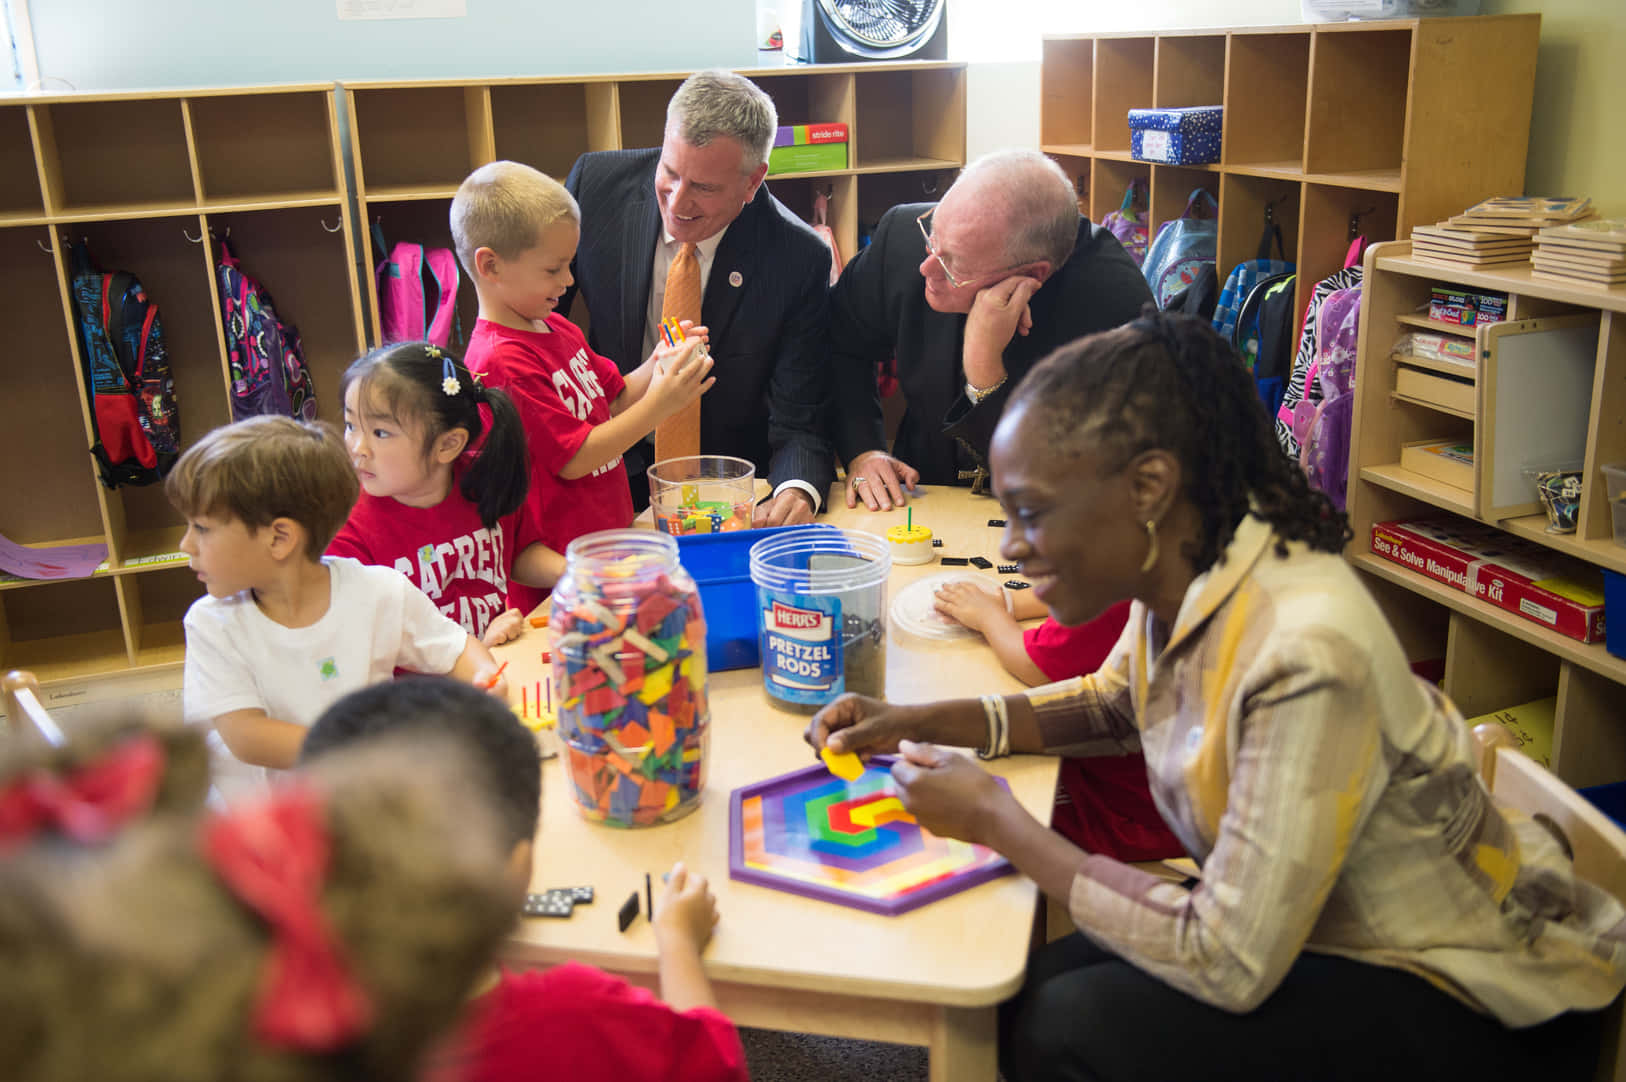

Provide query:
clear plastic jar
left=550, top=530, right=710, bottom=827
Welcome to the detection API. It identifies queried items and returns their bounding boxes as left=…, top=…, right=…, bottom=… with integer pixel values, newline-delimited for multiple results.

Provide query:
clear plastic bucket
left=649, top=455, right=756, bottom=536
left=748, top=528, right=890, bottom=714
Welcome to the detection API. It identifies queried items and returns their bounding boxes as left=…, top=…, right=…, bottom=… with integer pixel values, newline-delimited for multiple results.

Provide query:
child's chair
left=3, top=669, right=65, bottom=747
left=1475, top=726, right=1626, bottom=1081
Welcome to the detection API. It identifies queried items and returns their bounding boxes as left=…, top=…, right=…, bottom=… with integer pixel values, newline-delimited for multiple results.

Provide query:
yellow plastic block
left=821, top=746, right=865, bottom=782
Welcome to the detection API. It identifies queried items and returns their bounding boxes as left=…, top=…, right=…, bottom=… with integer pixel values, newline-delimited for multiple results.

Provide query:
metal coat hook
left=320, top=217, right=342, bottom=233
left=1349, top=205, right=1376, bottom=241
left=1264, top=195, right=1288, bottom=224
left=922, top=176, right=939, bottom=198
left=36, top=238, right=52, bottom=254
left=182, top=226, right=205, bottom=243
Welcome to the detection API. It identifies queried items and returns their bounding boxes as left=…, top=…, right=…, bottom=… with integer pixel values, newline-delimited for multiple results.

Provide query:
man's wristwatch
left=964, top=374, right=1008, bottom=404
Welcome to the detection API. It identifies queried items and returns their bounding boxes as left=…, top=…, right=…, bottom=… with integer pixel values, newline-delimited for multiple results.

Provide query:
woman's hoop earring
left=1139, top=519, right=1160, bottom=574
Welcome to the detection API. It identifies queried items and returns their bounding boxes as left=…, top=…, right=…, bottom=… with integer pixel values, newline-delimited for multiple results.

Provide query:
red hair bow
left=201, top=784, right=373, bottom=1052
left=0, top=734, right=164, bottom=851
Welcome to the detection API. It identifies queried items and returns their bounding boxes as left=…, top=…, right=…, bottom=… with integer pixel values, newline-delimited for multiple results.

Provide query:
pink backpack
left=1293, top=285, right=1362, bottom=509
left=1101, top=178, right=1149, bottom=267
left=374, top=226, right=461, bottom=347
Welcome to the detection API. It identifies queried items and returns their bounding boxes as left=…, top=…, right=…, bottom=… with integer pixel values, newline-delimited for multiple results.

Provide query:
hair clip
left=424, top=344, right=443, bottom=359
left=440, top=355, right=461, bottom=397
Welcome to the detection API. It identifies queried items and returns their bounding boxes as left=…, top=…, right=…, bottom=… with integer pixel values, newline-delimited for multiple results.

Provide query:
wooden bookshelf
left=1040, top=15, right=1540, bottom=333
left=0, top=84, right=367, bottom=697
left=1347, top=242, right=1626, bottom=788
left=345, top=62, right=966, bottom=343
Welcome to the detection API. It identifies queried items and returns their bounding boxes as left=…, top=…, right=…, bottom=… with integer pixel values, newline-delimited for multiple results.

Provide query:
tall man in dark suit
left=828, top=150, right=1153, bottom=510
left=563, top=71, right=833, bottom=526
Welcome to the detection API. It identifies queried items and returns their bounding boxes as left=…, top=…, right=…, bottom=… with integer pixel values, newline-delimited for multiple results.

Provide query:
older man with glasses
left=828, top=149, right=1152, bottom=508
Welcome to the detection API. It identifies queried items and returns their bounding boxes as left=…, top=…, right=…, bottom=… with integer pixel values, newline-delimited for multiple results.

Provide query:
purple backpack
left=1101, top=178, right=1148, bottom=266
left=375, top=229, right=461, bottom=348
left=1295, top=285, right=1362, bottom=510
left=218, top=240, right=316, bottom=423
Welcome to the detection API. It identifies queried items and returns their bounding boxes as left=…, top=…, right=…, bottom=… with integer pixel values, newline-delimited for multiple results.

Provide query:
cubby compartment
left=1040, top=38, right=1094, bottom=152
left=852, top=68, right=964, bottom=171
left=360, top=196, right=478, bottom=352
left=1147, top=166, right=1218, bottom=241
left=203, top=206, right=366, bottom=428
left=856, top=169, right=958, bottom=249
left=764, top=173, right=856, bottom=275
left=36, top=98, right=197, bottom=216
left=0, top=106, right=46, bottom=222
left=491, top=82, right=604, bottom=179
left=120, top=565, right=199, bottom=669
left=2, top=227, right=105, bottom=550
left=1091, top=37, right=1154, bottom=154
left=1443, top=615, right=1560, bottom=721
left=1304, top=28, right=1411, bottom=185
left=755, top=71, right=854, bottom=138
left=1302, top=183, right=1395, bottom=292
left=187, top=90, right=339, bottom=207
left=1223, top=33, right=1309, bottom=175
left=0, top=577, right=128, bottom=680
left=66, top=216, right=232, bottom=563
left=1087, top=157, right=1149, bottom=226
left=1216, top=173, right=1299, bottom=279
left=616, top=78, right=685, bottom=153
left=350, top=86, right=490, bottom=196
left=1152, top=35, right=1225, bottom=109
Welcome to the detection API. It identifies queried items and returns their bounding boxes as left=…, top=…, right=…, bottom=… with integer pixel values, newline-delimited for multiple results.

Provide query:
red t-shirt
left=427, top=963, right=750, bottom=1082
left=1024, top=602, right=1184, bottom=863
left=328, top=469, right=542, bottom=640
left=465, top=315, right=633, bottom=614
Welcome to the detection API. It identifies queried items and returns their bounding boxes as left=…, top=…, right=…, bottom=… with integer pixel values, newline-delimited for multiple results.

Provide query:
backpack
left=1275, top=237, right=1368, bottom=458
left=1213, top=206, right=1294, bottom=356
left=217, top=240, right=316, bottom=423
left=1100, top=178, right=1149, bottom=267
left=374, top=224, right=461, bottom=348
left=1142, top=188, right=1217, bottom=308
left=1295, top=285, right=1363, bottom=510
left=1238, top=272, right=1297, bottom=417
left=68, top=241, right=181, bottom=489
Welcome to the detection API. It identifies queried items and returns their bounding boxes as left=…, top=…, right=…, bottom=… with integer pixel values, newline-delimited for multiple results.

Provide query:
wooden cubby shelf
left=1041, top=15, right=1540, bottom=330
left=0, top=83, right=366, bottom=692
left=1348, top=242, right=1626, bottom=788
left=345, top=61, right=965, bottom=344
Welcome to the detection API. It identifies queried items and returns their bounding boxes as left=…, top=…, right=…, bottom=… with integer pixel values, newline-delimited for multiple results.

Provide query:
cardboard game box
left=1370, top=520, right=1607, bottom=643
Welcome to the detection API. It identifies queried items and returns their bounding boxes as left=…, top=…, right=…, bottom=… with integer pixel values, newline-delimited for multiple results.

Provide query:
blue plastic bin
left=676, top=523, right=837, bottom=671
left=1605, top=568, right=1625, bottom=661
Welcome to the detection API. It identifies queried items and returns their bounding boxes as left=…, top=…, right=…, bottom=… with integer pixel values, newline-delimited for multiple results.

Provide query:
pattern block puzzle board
left=729, top=757, right=1012, bottom=915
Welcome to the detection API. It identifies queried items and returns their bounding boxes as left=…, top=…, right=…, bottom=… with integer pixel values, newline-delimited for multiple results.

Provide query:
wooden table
left=492, top=486, right=1056, bottom=1082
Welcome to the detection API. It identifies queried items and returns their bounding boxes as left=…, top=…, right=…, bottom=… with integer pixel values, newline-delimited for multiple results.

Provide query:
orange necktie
left=655, top=242, right=702, bottom=462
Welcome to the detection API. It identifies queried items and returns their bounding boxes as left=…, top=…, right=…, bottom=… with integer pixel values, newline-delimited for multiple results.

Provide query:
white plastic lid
left=890, top=572, right=1003, bottom=641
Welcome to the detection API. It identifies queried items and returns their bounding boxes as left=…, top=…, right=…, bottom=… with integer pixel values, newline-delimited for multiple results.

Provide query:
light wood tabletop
left=492, top=485, right=1057, bottom=1082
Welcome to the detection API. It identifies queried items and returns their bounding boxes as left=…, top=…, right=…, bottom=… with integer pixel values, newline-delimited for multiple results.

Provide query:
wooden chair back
left=2, top=670, right=66, bottom=747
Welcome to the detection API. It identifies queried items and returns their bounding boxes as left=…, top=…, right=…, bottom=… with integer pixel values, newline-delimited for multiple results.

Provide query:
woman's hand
left=889, top=740, right=1013, bottom=846
left=805, top=694, right=919, bottom=758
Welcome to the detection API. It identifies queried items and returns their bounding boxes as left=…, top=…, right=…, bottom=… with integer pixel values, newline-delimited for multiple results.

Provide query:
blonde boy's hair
left=164, top=416, right=359, bottom=560
left=450, top=160, right=580, bottom=277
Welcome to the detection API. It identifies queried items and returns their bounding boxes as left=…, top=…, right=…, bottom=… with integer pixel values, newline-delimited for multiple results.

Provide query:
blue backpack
left=218, top=240, right=317, bottom=422
left=1142, top=189, right=1217, bottom=308
left=1213, top=206, right=1295, bottom=359
left=69, top=241, right=181, bottom=488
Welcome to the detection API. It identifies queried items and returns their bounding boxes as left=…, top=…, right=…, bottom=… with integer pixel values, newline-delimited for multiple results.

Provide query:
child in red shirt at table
left=300, top=677, right=751, bottom=1082
left=329, top=341, right=564, bottom=646
left=934, top=582, right=1182, bottom=861
left=453, top=160, right=714, bottom=614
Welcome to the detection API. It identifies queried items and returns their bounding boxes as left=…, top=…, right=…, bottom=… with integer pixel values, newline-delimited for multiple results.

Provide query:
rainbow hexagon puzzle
left=729, top=757, right=1012, bottom=915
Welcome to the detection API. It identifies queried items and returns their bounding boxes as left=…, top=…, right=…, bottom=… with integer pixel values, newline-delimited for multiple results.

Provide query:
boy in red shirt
left=934, top=583, right=1181, bottom=862
left=301, top=677, right=750, bottom=1082
left=453, top=161, right=713, bottom=613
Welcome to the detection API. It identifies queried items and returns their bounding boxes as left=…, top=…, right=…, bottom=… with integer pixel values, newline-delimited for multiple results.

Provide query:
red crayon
left=478, top=660, right=509, bottom=690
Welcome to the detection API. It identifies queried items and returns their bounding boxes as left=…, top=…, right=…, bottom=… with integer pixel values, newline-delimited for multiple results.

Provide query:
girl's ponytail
left=461, top=383, right=529, bottom=528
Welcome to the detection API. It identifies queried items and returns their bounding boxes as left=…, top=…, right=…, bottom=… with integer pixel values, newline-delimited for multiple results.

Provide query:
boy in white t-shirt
left=168, top=415, right=507, bottom=800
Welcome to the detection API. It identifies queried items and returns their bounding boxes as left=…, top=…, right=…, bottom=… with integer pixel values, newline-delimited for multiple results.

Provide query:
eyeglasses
left=916, top=207, right=1025, bottom=290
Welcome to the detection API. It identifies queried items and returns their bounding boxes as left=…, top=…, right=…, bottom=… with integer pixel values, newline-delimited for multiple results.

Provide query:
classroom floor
left=740, top=1029, right=928, bottom=1081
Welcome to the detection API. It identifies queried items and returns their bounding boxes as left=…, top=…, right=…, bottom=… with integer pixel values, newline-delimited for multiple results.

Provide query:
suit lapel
left=622, top=179, right=661, bottom=366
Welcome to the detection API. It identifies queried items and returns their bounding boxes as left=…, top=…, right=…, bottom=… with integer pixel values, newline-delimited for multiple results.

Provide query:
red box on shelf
left=1370, top=520, right=1606, bottom=643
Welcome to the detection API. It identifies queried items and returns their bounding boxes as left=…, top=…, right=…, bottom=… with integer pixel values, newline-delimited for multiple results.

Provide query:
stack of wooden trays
left=1445, top=195, right=1594, bottom=236
left=1532, top=219, right=1626, bottom=290
left=1410, top=222, right=1533, bottom=269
